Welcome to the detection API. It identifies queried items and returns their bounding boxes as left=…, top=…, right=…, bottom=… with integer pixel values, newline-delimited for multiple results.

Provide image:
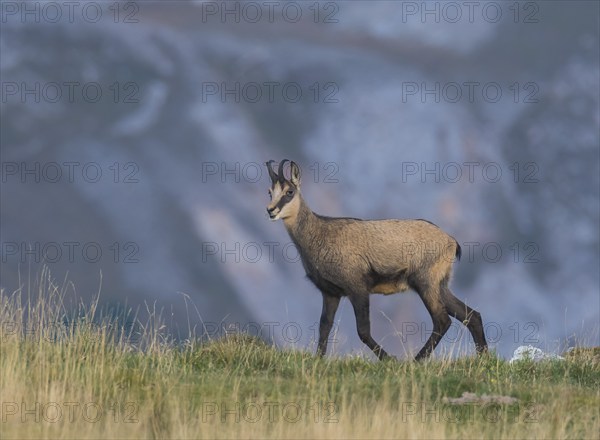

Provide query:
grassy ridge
left=1, top=270, right=599, bottom=439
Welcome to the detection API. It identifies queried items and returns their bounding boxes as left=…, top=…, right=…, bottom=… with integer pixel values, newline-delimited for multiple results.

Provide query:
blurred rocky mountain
left=1, top=1, right=598, bottom=357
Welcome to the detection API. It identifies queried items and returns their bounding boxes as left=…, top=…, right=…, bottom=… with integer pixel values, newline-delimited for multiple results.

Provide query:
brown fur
left=266, top=160, right=488, bottom=360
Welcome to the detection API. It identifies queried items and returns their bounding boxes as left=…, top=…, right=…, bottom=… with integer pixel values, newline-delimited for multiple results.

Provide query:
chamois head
left=265, top=159, right=301, bottom=221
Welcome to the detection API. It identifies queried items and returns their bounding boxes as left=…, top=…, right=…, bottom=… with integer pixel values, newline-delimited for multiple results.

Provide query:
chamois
left=266, top=160, right=488, bottom=360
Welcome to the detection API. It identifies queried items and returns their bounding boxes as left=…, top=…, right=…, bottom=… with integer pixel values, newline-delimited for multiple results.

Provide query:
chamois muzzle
left=266, top=206, right=278, bottom=219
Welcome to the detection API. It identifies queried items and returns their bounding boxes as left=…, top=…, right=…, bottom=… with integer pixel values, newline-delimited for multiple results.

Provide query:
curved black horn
left=266, top=160, right=277, bottom=183
left=278, top=159, right=289, bottom=184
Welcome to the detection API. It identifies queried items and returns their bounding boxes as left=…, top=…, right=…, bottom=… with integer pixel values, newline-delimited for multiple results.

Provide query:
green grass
left=1, top=268, right=599, bottom=439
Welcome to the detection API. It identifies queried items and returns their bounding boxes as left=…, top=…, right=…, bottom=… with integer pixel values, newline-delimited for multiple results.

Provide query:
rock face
left=1, top=2, right=598, bottom=357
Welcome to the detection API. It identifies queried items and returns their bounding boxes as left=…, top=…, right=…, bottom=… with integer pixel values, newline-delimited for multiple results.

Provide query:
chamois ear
left=290, top=161, right=301, bottom=188
left=266, top=160, right=278, bottom=184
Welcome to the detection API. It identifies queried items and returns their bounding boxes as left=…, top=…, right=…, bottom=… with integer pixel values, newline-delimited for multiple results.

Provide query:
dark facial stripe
left=274, top=192, right=294, bottom=212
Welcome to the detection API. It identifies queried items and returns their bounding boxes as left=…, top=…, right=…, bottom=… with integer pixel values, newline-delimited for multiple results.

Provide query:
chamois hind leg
left=414, top=284, right=451, bottom=361
left=348, top=293, right=390, bottom=360
left=441, top=285, right=488, bottom=354
left=316, top=293, right=341, bottom=357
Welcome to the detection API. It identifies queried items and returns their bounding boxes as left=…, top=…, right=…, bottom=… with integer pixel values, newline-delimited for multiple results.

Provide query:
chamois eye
left=286, top=189, right=295, bottom=197
left=267, top=191, right=272, bottom=199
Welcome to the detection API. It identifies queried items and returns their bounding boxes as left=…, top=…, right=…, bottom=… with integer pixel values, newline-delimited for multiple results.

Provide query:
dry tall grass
left=1, top=268, right=598, bottom=439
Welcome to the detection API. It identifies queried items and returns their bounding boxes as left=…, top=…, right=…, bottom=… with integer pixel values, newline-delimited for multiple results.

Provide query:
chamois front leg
left=316, top=293, right=340, bottom=357
left=348, top=293, right=391, bottom=360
